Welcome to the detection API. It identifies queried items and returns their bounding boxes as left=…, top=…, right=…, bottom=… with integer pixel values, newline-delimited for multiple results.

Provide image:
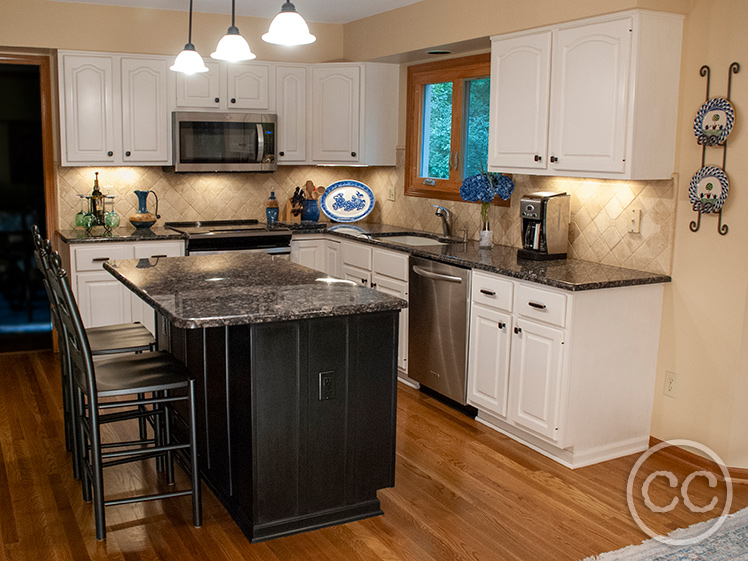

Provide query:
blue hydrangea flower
left=459, top=172, right=514, bottom=203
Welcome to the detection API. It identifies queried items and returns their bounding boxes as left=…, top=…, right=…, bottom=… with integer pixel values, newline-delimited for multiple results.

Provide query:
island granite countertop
left=104, top=252, right=406, bottom=329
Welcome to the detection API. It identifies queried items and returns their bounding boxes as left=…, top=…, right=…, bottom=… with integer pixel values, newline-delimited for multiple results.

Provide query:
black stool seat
left=95, top=352, right=190, bottom=396
left=88, top=323, right=155, bottom=356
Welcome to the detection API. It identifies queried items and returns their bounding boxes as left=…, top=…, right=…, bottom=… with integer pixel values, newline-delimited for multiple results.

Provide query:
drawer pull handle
left=498, top=322, right=505, bottom=330
left=480, top=289, right=496, bottom=296
left=150, top=254, right=168, bottom=258
left=528, top=301, right=547, bottom=310
left=514, top=326, right=522, bottom=334
left=92, top=257, right=110, bottom=262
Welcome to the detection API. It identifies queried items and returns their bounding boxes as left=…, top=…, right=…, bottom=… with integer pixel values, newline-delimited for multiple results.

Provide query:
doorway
left=0, top=54, right=57, bottom=353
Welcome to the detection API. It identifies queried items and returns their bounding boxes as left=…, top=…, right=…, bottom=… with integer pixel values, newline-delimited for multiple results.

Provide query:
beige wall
left=1, top=0, right=344, bottom=62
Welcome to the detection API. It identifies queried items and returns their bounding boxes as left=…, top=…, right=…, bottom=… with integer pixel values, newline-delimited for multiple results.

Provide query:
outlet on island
left=319, top=371, right=337, bottom=400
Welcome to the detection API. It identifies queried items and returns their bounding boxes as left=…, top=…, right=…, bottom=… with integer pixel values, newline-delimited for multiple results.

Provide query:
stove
left=164, top=220, right=292, bottom=255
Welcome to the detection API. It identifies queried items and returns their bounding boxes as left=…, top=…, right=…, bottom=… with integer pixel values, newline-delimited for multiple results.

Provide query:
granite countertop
left=104, top=253, right=407, bottom=329
left=57, top=226, right=184, bottom=243
left=289, top=222, right=672, bottom=292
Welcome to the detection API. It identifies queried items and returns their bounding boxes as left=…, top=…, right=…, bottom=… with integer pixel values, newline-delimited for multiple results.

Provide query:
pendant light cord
left=231, top=0, right=236, bottom=27
left=188, top=0, right=194, bottom=44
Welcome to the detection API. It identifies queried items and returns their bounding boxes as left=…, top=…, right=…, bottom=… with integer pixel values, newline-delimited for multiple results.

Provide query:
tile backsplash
left=57, top=147, right=675, bottom=275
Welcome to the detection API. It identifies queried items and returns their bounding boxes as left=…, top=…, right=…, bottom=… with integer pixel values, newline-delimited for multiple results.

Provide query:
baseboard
left=649, top=436, right=748, bottom=484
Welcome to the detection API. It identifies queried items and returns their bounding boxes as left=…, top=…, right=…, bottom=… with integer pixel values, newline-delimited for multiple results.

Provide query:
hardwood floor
left=1, top=350, right=745, bottom=561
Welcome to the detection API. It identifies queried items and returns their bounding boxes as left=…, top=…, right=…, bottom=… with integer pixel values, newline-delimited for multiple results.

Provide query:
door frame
left=0, top=53, right=57, bottom=240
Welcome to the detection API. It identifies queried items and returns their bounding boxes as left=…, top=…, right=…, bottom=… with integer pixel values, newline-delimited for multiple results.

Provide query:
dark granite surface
left=104, top=253, right=407, bottom=329
left=57, top=226, right=184, bottom=243
left=284, top=222, right=671, bottom=292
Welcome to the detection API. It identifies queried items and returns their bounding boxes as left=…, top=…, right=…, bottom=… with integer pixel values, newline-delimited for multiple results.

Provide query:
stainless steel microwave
left=172, top=111, right=277, bottom=172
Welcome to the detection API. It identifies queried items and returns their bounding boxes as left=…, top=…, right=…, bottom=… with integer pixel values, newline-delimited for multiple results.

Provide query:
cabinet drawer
left=74, top=244, right=133, bottom=271
left=341, top=242, right=372, bottom=270
left=133, top=241, right=185, bottom=259
left=372, top=248, right=408, bottom=281
left=515, top=283, right=566, bottom=327
left=472, top=270, right=513, bottom=312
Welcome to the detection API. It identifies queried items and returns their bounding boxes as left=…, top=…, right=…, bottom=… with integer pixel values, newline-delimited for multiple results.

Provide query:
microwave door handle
left=256, top=123, right=264, bottom=163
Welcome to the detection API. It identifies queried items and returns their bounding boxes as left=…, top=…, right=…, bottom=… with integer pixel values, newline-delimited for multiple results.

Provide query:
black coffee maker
left=517, top=192, right=570, bottom=260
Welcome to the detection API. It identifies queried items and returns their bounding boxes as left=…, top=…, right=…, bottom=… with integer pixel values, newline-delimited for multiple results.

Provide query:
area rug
left=582, top=506, right=748, bottom=560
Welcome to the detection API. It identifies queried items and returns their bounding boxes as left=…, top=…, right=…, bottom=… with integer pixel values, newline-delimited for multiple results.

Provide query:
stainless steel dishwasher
left=408, top=256, right=471, bottom=405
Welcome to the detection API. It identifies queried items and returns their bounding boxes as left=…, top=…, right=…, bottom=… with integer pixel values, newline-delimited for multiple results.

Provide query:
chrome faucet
left=433, top=205, right=453, bottom=238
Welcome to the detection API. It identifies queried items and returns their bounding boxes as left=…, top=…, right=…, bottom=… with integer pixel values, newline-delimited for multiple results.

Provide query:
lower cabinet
left=61, top=239, right=185, bottom=333
left=467, top=269, right=664, bottom=468
left=289, top=234, right=341, bottom=277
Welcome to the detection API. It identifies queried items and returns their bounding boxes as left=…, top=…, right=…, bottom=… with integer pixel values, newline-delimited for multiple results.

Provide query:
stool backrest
left=31, top=226, right=68, bottom=357
left=46, top=250, right=97, bottom=399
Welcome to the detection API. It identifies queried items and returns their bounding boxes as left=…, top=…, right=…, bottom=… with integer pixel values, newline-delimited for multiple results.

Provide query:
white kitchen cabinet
left=324, top=239, right=341, bottom=278
left=59, top=51, right=173, bottom=166
left=487, top=10, right=683, bottom=180
left=176, top=60, right=272, bottom=110
left=290, top=235, right=326, bottom=271
left=372, top=271, right=409, bottom=372
left=310, top=63, right=398, bottom=166
left=276, top=65, right=308, bottom=162
left=467, top=269, right=664, bottom=468
left=60, top=239, right=184, bottom=333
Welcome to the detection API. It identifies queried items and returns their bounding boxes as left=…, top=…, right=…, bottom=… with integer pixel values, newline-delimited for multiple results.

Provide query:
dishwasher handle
left=412, top=265, right=463, bottom=284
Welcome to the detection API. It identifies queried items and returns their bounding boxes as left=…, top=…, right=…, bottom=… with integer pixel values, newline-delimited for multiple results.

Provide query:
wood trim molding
left=649, top=437, right=748, bottom=485
left=0, top=53, right=58, bottom=243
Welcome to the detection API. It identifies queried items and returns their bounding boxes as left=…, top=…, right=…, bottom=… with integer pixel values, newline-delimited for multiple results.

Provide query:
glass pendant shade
left=211, top=26, right=256, bottom=61
left=171, top=44, right=209, bottom=74
left=262, top=2, right=316, bottom=46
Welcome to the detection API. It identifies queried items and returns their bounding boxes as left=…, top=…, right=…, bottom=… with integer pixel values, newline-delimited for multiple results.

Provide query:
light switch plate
left=388, top=186, right=396, bottom=202
left=628, top=208, right=641, bottom=233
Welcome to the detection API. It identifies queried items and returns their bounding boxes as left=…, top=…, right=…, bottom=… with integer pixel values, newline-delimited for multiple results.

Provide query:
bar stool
left=31, top=226, right=156, bottom=478
left=46, top=249, right=201, bottom=540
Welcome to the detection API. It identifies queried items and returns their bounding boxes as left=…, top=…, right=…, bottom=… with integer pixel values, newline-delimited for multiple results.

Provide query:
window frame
left=404, top=53, right=508, bottom=206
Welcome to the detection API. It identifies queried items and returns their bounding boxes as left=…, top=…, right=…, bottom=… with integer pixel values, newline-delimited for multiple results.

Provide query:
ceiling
left=49, top=0, right=424, bottom=24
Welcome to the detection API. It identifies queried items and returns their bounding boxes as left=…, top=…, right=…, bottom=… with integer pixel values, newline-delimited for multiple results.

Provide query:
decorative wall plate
left=319, top=180, right=375, bottom=223
left=689, top=166, right=729, bottom=213
left=693, top=97, right=735, bottom=146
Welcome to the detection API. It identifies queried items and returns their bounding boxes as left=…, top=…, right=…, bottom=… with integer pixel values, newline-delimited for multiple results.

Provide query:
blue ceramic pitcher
left=129, top=190, right=160, bottom=229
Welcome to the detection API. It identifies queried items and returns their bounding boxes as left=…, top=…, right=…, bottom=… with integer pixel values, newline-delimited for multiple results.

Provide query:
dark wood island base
left=162, top=311, right=399, bottom=543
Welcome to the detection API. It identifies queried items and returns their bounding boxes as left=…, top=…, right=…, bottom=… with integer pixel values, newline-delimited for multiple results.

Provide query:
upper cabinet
left=310, top=63, right=399, bottom=166
left=59, top=52, right=172, bottom=166
left=488, top=10, right=684, bottom=180
left=275, top=65, right=308, bottom=163
left=175, top=60, right=273, bottom=111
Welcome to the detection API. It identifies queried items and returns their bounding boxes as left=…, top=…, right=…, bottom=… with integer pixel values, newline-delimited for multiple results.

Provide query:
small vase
left=479, top=220, right=494, bottom=249
left=300, top=199, right=320, bottom=222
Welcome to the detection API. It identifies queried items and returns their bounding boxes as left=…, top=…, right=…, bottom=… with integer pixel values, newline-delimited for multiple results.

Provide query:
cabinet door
left=342, top=264, right=370, bottom=287
left=549, top=18, right=631, bottom=174
left=372, top=273, right=408, bottom=373
left=61, top=54, right=115, bottom=164
left=176, top=60, right=222, bottom=108
left=290, top=238, right=326, bottom=271
left=508, top=318, right=565, bottom=441
left=227, top=63, right=271, bottom=110
left=311, top=66, right=360, bottom=162
left=324, top=239, right=341, bottom=278
left=488, top=32, right=551, bottom=171
left=76, top=271, right=132, bottom=328
left=131, top=242, right=185, bottom=333
left=467, top=304, right=512, bottom=417
left=276, top=66, right=307, bottom=162
left=121, top=57, right=170, bottom=163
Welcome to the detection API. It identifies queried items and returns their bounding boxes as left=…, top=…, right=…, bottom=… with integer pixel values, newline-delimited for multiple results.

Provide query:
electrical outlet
left=628, top=208, right=642, bottom=233
left=664, top=371, right=677, bottom=398
left=319, top=371, right=336, bottom=401
left=388, top=186, right=396, bottom=202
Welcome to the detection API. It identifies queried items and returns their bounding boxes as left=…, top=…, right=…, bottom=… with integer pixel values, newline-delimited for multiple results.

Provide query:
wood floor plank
left=0, top=351, right=746, bottom=561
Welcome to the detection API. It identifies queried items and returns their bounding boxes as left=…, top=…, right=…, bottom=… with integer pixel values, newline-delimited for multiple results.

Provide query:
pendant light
left=170, top=0, right=209, bottom=74
left=262, top=1, right=316, bottom=46
left=212, top=0, right=256, bottom=61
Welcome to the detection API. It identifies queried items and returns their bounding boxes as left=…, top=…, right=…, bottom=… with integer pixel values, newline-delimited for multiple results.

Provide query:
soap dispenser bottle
left=266, top=191, right=279, bottom=224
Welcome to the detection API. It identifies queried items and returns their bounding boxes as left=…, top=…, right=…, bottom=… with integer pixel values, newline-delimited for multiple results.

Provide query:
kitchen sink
left=371, top=234, right=448, bottom=247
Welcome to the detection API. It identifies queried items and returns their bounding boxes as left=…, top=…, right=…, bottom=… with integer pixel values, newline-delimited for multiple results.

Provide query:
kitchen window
left=405, top=53, right=504, bottom=204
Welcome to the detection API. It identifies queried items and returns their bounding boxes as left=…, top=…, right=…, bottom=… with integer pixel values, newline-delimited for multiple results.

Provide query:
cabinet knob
left=514, top=326, right=522, bottom=334
left=361, top=278, right=367, bottom=285
left=214, top=97, right=220, bottom=103
left=279, top=151, right=285, bottom=157
left=231, top=98, right=236, bottom=104
left=107, top=151, right=113, bottom=157
left=351, top=152, right=357, bottom=157
left=371, top=282, right=377, bottom=289
left=550, top=156, right=558, bottom=163
left=534, top=154, right=542, bottom=162
left=125, top=151, right=131, bottom=157
left=498, top=322, right=505, bottom=330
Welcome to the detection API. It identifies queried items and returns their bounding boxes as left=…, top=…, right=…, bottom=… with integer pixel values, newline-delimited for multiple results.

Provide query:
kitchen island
left=104, top=253, right=406, bottom=542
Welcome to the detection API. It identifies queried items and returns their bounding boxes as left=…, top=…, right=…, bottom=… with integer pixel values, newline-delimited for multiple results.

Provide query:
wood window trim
left=404, top=53, right=508, bottom=207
